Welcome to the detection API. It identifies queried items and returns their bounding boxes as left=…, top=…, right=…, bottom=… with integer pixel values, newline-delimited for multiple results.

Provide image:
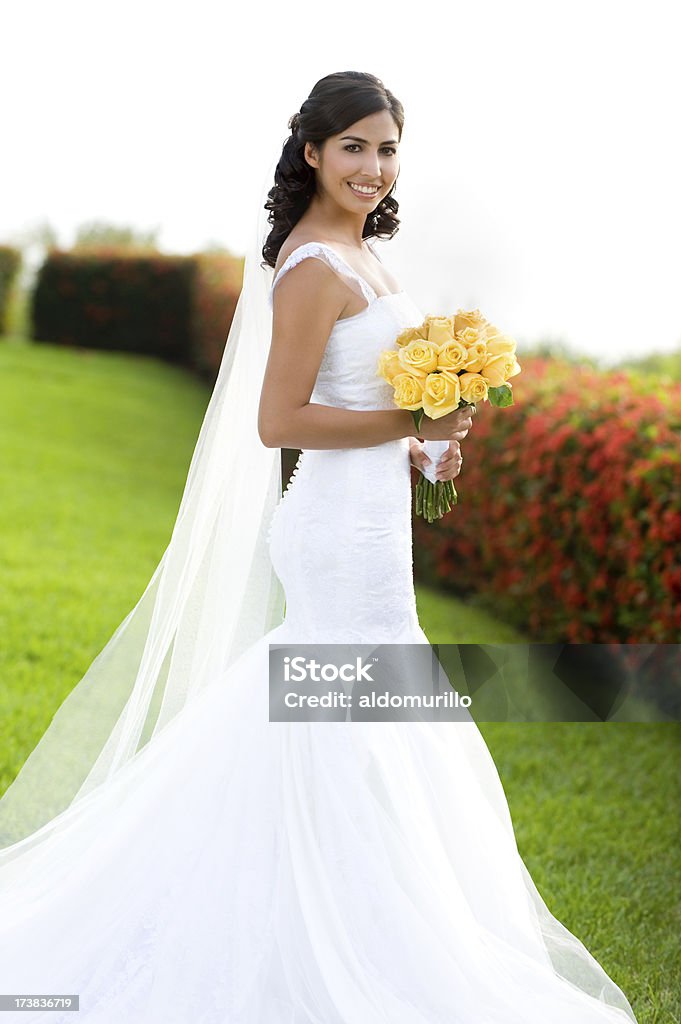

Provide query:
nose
left=361, top=150, right=382, bottom=179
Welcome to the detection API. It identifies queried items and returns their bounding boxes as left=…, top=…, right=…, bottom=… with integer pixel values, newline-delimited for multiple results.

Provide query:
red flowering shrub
left=32, top=249, right=198, bottom=362
left=31, top=248, right=243, bottom=382
left=190, top=252, right=244, bottom=384
left=413, top=355, right=681, bottom=643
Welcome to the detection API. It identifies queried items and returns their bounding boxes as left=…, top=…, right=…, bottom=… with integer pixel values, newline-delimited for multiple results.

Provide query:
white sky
left=3, top=0, right=679, bottom=367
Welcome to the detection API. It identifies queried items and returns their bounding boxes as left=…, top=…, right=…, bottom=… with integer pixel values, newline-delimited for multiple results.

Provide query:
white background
left=3, top=0, right=679, bottom=366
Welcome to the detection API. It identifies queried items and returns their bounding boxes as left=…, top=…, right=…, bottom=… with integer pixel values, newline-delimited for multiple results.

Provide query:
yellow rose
left=421, top=370, right=462, bottom=420
left=456, top=326, right=482, bottom=347
left=397, top=339, right=439, bottom=379
left=454, top=308, right=487, bottom=334
left=485, top=331, right=516, bottom=357
left=392, top=372, right=425, bottom=411
left=458, top=371, right=488, bottom=404
left=377, top=349, right=402, bottom=384
left=436, top=338, right=468, bottom=373
left=482, top=352, right=517, bottom=387
left=506, top=356, right=522, bottom=379
left=425, top=315, right=455, bottom=345
left=395, top=323, right=429, bottom=348
left=461, top=334, right=488, bottom=372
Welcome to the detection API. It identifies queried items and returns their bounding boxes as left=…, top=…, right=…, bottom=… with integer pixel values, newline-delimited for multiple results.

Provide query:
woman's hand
left=409, top=438, right=463, bottom=481
left=418, top=404, right=474, bottom=442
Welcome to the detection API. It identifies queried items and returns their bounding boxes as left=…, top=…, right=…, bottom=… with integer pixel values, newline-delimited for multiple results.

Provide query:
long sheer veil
left=0, top=154, right=284, bottom=870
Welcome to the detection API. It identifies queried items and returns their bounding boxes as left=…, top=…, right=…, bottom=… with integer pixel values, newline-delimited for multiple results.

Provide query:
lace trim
left=268, top=242, right=377, bottom=309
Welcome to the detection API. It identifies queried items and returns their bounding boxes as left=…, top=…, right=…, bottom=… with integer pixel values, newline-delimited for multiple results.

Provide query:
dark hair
left=261, top=71, right=404, bottom=269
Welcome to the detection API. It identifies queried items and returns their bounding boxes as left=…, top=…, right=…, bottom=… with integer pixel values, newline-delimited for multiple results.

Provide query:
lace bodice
left=268, top=241, right=425, bottom=411
left=269, top=239, right=388, bottom=308
left=265, top=241, right=426, bottom=643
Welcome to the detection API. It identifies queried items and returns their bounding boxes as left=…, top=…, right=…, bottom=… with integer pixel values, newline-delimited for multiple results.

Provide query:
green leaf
left=410, top=408, right=424, bottom=432
left=488, top=383, right=514, bottom=408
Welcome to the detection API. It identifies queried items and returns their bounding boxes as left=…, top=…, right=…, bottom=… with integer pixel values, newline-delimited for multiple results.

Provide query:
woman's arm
left=258, top=258, right=413, bottom=448
left=258, top=257, right=472, bottom=450
left=261, top=403, right=416, bottom=450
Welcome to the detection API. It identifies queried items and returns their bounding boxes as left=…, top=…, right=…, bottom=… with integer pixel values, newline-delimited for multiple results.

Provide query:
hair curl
left=261, top=71, right=404, bottom=269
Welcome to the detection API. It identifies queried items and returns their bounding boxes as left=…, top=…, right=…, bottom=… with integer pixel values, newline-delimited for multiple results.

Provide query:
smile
left=348, top=182, right=381, bottom=196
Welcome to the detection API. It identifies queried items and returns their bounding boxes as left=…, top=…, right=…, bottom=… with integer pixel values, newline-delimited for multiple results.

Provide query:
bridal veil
left=0, top=154, right=284, bottom=864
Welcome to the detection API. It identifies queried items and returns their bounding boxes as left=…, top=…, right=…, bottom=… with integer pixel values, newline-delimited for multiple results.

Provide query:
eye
left=344, top=144, right=397, bottom=155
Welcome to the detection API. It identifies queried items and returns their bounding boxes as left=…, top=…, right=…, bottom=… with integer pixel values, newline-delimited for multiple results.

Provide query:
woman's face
left=305, top=109, right=400, bottom=217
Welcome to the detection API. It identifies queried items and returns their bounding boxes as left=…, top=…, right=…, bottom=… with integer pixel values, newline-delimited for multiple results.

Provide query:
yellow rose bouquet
left=376, top=308, right=521, bottom=522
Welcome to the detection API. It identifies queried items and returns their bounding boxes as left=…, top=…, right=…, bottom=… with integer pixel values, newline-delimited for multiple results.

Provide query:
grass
left=484, top=720, right=680, bottom=1023
left=0, top=337, right=210, bottom=790
left=1, top=339, right=679, bottom=1022
left=417, top=590, right=680, bottom=1022
left=416, top=582, right=527, bottom=643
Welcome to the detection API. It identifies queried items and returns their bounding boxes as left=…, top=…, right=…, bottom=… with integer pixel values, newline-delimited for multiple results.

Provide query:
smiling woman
left=262, top=70, right=403, bottom=269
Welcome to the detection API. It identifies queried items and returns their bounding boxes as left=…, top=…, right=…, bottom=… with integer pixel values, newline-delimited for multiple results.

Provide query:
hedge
left=0, top=246, right=22, bottom=333
left=30, top=248, right=243, bottom=383
left=412, top=356, right=681, bottom=645
left=190, top=252, right=244, bottom=381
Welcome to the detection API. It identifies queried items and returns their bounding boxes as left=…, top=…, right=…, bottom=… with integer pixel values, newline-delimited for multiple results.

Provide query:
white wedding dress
left=0, top=242, right=638, bottom=1023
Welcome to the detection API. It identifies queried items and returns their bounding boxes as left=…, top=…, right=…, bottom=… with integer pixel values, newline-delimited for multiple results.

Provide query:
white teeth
left=349, top=182, right=379, bottom=194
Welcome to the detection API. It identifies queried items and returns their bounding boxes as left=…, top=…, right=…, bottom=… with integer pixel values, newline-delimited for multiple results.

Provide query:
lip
left=347, top=182, right=381, bottom=200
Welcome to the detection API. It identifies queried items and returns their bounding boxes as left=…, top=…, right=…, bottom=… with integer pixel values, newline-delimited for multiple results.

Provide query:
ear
left=304, top=141, right=320, bottom=169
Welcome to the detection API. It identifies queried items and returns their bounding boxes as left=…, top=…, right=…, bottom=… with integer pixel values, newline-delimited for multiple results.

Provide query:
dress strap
left=269, top=242, right=378, bottom=310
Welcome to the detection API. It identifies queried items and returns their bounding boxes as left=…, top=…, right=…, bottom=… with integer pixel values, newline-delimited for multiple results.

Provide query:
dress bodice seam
left=270, top=241, right=401, bottom=307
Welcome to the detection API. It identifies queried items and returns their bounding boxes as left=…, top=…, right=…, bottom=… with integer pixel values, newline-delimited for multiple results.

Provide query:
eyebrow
left=339, top=135, right=399, bottom=145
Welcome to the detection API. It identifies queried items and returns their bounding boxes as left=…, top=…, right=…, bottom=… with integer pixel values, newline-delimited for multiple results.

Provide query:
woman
left=0, top=71, right=638, bottom=1022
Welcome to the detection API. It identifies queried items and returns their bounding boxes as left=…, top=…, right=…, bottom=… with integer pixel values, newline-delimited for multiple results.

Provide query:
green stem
left=416, top=475, right=460, bottom=521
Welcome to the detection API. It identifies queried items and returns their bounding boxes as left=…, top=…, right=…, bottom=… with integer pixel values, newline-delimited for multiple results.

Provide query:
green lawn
left=0, top=338, right=210, bottom=789
left=417, top=585, right=680, bottom=1023
left=1, top=339, right=678, bottom=1022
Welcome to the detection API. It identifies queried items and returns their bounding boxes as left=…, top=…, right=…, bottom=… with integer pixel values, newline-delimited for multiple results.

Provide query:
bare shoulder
left=271, top=237, right=348, bottom=325
left=273, top=232, right=338, bottom=279
left=272, top=231, right=400, bottom=306
left=272, top=232, right=347, bottom=303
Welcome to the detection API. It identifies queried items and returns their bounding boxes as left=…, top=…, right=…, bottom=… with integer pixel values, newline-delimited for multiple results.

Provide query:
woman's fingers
left=408, top=444, right=432, bottom=473
left=435, top=440, right=463, bottom=480
left=410, top=437, right=465, bottom=479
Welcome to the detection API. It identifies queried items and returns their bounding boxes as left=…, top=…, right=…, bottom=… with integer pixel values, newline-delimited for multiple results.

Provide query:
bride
left=0, top=71, right=639, bottom=1022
